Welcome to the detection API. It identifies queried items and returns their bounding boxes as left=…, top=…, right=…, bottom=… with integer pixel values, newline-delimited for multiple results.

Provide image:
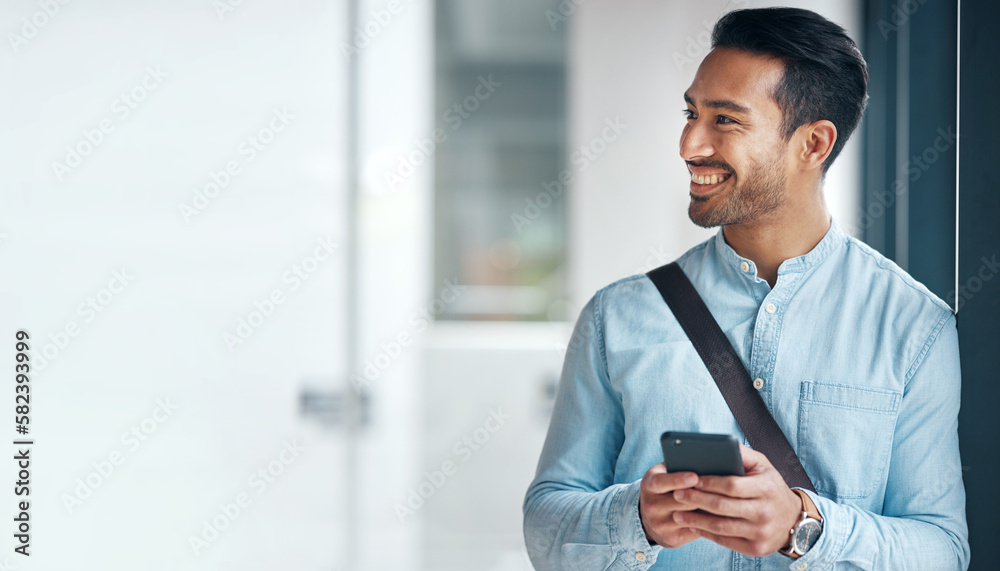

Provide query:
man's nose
left=679, top=120, right=715, bottom=161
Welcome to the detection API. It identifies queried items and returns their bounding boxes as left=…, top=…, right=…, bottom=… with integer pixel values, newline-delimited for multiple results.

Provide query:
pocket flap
left=801, top=382, right=900, bottom=414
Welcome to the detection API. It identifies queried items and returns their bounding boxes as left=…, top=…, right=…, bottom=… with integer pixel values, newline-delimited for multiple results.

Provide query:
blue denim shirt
left=524, top=219, right=969, bottom=570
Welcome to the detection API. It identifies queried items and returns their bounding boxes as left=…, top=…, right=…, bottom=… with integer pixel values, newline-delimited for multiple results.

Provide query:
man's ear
left=796, top=120, right=837, bottom=171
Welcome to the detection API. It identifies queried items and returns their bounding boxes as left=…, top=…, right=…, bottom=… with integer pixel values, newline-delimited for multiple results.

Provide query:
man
left=523, top=7, right=969, bottom=570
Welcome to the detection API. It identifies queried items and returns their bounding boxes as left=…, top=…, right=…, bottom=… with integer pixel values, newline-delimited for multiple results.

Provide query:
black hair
left=711, top=7, right=869, bottom=171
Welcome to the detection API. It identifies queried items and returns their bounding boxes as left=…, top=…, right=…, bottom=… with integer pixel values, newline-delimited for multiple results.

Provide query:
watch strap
left=794, top=488, right=821, bottom=522
left=780, top=489, right=823, bottom=558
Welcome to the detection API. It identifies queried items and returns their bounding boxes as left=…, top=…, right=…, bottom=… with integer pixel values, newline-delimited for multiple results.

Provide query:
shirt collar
left=712, top=217, right=847, bottom=276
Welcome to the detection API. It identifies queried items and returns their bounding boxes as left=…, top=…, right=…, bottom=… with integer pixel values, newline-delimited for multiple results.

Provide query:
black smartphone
left=660, top=431, right=745, bottom=476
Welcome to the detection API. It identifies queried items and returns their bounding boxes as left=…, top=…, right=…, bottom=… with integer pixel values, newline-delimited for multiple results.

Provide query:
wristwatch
left=779, top=488, right=823, bottom=559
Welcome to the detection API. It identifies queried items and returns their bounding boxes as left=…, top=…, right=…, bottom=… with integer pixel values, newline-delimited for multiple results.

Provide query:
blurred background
left=0, top=0, right=996, bottom=570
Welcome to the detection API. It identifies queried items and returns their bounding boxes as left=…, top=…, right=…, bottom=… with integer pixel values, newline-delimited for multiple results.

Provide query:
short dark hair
left=711, top=7, right=869, bottom=171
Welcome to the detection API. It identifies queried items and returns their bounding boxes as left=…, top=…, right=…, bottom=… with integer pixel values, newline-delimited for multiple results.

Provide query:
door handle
left=299, top=385, right=370, bottom=428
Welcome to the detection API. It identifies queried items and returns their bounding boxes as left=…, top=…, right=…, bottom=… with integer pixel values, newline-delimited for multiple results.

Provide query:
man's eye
left=682, top=109, right=696, bottom=119
left=716, top=115, right=736, bottom=125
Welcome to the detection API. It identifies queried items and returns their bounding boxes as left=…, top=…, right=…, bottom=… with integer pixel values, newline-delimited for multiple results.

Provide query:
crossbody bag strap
left=646, top=262, right=815, bottom=492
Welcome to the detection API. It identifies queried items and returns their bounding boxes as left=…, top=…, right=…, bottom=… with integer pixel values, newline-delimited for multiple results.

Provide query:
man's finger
left=641, top=494, right=700, bottom=522
left=690, top=529, right=756, bottom=555
left=694, top=473, right=757, bottom=498
left=645, top=466, right=699, bottom=494
left=737, top=443, right=771, bottom=473
left=673, top=509, right=753, bottom=538
left=657, top=526, right=701, bottom=549
left=673, top=488, right=754, bottom=519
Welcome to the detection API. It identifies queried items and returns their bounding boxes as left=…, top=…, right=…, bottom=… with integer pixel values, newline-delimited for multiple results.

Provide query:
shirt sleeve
left=523, top=290, right=662, bottom=570
left=783, top=311, right=970, bottom=571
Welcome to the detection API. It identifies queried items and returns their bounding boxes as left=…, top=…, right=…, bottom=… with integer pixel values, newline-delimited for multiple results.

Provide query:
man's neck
left=722, top=204, right=831, bottom=289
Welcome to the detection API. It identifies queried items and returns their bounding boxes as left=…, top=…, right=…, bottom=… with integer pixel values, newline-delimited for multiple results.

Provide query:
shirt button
left=796, top=563, right=808, bottom=570
left=635, top=552, right=647, bottom=562
left=740, top=261, right=750, bottom=273
left=765, top=302, right=776, bottom=314
left=753, top=378, right=764, bottom=390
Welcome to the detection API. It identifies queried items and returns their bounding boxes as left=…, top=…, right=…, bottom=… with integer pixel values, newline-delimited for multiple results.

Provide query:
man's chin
left=688, top=201, right=723, bottom=229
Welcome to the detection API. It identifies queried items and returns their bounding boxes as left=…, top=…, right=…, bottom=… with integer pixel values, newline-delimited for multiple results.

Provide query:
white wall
left=0, top=1, right=351, bottom=569
left=353, top=0, right=435, bottom=569
left=568, top=0, right=864, bottom=308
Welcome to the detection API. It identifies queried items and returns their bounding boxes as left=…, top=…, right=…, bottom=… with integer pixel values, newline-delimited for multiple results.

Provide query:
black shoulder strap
left=647, top=262, right=815, bottom=492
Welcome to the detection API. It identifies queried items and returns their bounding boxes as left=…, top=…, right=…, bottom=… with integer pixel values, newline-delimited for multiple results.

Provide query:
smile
left=690, top=172, right=732, bottom=185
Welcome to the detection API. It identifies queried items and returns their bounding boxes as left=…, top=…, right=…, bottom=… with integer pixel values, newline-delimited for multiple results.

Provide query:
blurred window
left=434, top=0, right=568, bottom=321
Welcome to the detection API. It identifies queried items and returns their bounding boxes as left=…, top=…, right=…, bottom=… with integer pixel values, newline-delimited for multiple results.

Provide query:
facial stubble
left=688, top=154, right=786, bottom=229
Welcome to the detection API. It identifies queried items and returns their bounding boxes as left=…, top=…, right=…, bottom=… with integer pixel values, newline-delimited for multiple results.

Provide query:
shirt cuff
left=610, top=480, right=662, bottom=569
left=783, top=488, right=845, bottom=571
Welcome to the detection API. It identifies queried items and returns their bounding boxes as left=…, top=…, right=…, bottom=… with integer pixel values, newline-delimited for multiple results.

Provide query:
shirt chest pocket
left=797, top=381, right=901, bottom=500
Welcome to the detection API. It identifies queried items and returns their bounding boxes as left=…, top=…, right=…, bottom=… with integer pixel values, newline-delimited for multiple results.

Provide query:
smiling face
left=680, top=47, right=793, bottom=228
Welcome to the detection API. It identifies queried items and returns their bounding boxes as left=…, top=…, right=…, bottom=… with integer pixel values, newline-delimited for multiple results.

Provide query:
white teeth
left=691, top=173, right=729, bottom=185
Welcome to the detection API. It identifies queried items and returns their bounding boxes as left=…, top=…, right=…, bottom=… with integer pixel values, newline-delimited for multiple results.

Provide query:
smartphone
left=660, top=431, right=745, bottom=477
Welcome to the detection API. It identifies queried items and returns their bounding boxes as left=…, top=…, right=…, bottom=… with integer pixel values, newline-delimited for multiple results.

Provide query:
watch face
left=793, top=519, right=822, bottom=554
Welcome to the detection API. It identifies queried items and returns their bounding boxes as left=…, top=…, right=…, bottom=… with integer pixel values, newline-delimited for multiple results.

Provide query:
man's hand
left=638, top=463, right=701, bottom=548
left=670, top=444, right=802, bottom=557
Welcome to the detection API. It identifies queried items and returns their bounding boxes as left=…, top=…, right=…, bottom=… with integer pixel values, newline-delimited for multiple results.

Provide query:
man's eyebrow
left=683, top=91, right=751, bottom=114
